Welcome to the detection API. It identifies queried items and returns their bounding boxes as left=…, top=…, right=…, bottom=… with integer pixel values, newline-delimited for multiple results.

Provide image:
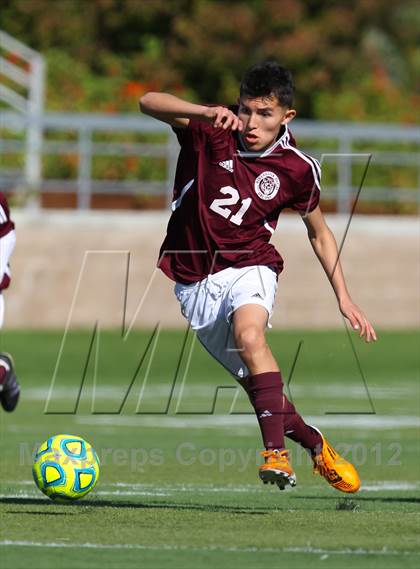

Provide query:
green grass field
left=0, top=329, right=419, bottom=569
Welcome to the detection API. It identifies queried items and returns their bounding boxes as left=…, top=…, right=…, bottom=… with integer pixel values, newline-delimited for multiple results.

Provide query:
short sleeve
left=172, top=119, right=212, bottom=149
left=291, top=161, right=321, bottom=214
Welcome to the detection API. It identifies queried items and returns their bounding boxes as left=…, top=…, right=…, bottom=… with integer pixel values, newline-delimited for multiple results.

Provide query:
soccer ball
left=32, top=434, right=100, bottom=502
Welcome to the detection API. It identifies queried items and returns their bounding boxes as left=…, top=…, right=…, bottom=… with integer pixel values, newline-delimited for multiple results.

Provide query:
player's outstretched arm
left=139, top=92, right=243, bottom=131
left=301, top=206, right=377, bottom=343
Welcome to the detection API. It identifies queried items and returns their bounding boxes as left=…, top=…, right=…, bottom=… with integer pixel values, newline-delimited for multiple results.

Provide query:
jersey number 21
left=209, top=186, right=252, bottom=226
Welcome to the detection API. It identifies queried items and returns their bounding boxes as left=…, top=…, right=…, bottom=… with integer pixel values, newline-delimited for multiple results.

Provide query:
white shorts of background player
left=174, top=265, right=277, bottom=380
left=0, top=229, right=16, bottom=328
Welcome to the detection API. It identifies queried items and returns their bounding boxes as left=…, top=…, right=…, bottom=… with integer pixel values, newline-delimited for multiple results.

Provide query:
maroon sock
left=0, top=365, right=6, bottom=385
left=248, top=371, right=285, bottom=450
left=241, top=376, right=322, bottom=455
left=282, top=396, right=323, bottom=456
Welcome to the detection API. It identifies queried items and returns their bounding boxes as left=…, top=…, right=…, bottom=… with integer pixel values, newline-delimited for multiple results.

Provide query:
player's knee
left=235, top=325, right=265, bottom=355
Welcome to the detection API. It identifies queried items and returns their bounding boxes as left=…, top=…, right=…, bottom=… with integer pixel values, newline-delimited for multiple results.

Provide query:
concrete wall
left=5, top=210, right=419, bottom=330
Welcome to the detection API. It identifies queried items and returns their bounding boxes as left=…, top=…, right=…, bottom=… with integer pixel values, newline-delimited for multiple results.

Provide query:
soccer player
left=0, top=192, right=20, bottom=412
left=139, top=61, right=376, bottom=493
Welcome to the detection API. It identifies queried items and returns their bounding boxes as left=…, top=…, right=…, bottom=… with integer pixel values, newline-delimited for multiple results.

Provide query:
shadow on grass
left=0, top=497, right=269, bottom=515
left=293, top=495, right=420, bottom=504
left=5, top=510, right=76, bottom=516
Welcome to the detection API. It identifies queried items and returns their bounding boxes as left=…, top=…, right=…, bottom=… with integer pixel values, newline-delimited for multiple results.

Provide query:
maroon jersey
left=158, top=107, right=320, bottom=284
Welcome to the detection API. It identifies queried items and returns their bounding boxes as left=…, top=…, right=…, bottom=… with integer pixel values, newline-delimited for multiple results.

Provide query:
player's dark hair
left=240, top=61, right=294, bottom=108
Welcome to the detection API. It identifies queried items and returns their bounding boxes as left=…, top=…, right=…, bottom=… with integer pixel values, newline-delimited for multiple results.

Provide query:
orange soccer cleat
left=311, top=429, right=361, bottom=493
left=259, top=449, right=296, bottom=490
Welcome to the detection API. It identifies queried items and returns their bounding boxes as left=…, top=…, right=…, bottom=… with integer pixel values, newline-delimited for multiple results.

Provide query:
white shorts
left=174, top=265, right=278, bottom=380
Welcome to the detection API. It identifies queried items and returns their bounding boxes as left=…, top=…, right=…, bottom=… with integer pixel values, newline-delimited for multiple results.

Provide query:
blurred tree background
left=1, top=0, right=418, bottom=121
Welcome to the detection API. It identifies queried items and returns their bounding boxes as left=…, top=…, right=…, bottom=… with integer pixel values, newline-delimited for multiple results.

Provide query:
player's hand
left=203, top=106, right=243, bottom=131
left=339, top=297, right=377, bottom=343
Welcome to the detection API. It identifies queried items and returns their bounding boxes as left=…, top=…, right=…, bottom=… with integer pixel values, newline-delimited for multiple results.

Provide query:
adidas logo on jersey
left=219, top=159, right=234, bottom=172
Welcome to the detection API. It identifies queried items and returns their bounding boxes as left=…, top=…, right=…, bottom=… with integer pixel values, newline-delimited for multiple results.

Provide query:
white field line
left=0, top=493, right=45, bottom=499
left=0, top=540, right=419, bottom=557
left=106, top=481, right=420, bottom=492
left=0, top=491, right=171, bottom=499
left=95, top=490, right=170, bottom=497
left=74, top=414, right=420, bottom=429
left=24, top=384, right=415, bottom=401
left=360, top=482, right=420, bottom=492
left=2, top=481, right=419, bottom=493
left=1, top=481, right=265, bottom=494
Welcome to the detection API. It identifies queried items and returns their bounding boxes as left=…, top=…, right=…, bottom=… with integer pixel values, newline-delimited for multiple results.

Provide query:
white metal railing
left=1, top=109, right=419, bottom=212
left=0, top=30, right=45, bottom=190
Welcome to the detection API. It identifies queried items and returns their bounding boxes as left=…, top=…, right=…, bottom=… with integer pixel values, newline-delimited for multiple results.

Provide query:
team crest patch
left=254, top=171, right=280, bottom=200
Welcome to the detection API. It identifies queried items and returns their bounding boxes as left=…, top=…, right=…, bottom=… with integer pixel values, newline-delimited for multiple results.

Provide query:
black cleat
left=0, top=353, right=20, bottom=412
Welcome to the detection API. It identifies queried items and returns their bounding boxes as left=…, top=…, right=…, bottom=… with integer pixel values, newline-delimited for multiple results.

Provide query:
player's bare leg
left=232, top=304, right=277, bottom=375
